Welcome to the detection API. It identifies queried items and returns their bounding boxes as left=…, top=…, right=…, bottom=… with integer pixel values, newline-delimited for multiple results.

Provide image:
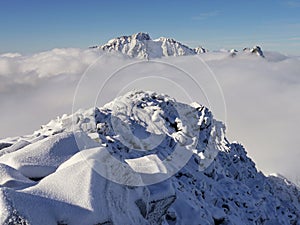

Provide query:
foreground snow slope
left=0, top=91, right=299, bottom=225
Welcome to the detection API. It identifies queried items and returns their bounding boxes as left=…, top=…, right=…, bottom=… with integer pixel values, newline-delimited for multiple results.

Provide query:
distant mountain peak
left=132, top=32, right=151, bottom=41
left=194, top=46, right=207, bottom=54
left=251, top=45, right=265, bottom=57
left=99, top=32, right=204, bottom=59
left=243, top=45, right=265, bottom=57
left=156, top=36, right=177, bottom=43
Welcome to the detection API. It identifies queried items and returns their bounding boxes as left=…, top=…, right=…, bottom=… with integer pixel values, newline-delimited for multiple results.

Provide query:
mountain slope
left=0, top=91, right=299, bottom=225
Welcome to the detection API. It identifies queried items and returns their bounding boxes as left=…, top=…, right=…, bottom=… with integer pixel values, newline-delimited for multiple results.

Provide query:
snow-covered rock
left=0, top=90, right=298, bottom=225
left=243, top=45, right=265, bottom=57
left=99, top=32, right=198, bottom=59
left=230, top=49, right=238, bottom=57
left=194, top=46, right=207, bottom=54
left=250, top=45, right=265, bottom=57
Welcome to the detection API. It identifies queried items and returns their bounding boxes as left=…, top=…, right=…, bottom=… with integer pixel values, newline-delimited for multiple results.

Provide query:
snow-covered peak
left=229, top=48, right=238, bottom=57
left=194, top=46, right=207, bottom=54
left=250, top=45, right=265, bottom=57
left=155, top=37, right=179, bottom=43
left=100, top=32, right=199, bottom=59
left=106, top=32, right=151, bottom=44
left=0, top=90, right=299, bottom=224
left=243, top=45, right=265, bottom=57
left=132, top=32, right=151, bottom=41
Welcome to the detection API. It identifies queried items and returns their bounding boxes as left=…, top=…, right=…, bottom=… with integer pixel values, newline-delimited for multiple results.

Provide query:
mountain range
left=93, top=32, right=264, bottom=59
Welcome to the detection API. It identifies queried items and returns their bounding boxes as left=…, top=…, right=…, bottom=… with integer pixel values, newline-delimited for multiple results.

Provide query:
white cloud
left=0, top=48, right=299, bottom=185
left=0, top=48, right=101, bottom=92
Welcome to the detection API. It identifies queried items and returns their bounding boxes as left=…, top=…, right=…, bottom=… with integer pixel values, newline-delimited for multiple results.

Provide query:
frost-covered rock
left=0, top=90, right=298, bottom=225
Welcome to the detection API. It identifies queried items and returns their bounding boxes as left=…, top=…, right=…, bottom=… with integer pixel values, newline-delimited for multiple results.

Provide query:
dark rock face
left=0, top=143, right=13, bottom=151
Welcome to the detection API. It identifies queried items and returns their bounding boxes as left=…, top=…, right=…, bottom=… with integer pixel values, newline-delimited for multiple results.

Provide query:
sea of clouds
left=0, top=48, right=299, bottom=185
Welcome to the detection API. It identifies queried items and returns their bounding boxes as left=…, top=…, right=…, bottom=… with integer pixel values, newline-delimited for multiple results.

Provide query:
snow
left=0, top=90, right=299, bottom=224
left=0, top=32, right=299, bottom=224
left=99, top=32, right=198, bottom=59
left=0, top=140, right=30, bottom=158
left=0, top=163, right=35, bottom=188
left=194, top=46, right=207, bottom=54
left=126, top=154, right=168, bottom=174
left=0, top=146, right=175, bottom=224
left=0, top=132, right=98, bottom=179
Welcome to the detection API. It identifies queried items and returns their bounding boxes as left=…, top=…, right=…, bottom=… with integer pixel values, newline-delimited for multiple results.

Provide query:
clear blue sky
left=0, top=0, right=299, bottom=54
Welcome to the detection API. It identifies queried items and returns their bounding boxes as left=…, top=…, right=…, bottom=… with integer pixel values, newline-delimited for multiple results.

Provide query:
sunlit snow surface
left=0, top=90, right=299, bottom=225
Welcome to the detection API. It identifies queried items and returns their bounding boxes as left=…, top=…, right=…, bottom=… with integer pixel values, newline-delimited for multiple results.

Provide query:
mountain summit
left=0, top=90, right=299, bottom=225
left=99, top=32, right=203, bottom=59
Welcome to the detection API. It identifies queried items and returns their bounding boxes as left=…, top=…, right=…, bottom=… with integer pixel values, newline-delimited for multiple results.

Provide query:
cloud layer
left=0, top=48, right=299, bottom=185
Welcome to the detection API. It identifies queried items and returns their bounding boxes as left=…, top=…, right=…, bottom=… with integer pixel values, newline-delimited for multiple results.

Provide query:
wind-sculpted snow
left=0, top=91, right=299, bottom=225
left=0, top=132, right=98, bottom=179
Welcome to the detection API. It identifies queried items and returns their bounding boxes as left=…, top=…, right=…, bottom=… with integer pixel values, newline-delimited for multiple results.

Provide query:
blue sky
left=0, top=0, right=300, bottom=54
